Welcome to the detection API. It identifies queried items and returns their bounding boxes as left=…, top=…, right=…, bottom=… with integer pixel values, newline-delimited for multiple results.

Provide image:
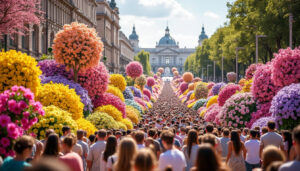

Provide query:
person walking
left=226, top=130, right=246, bottom=171
left=87, top=130, right=107, bottom=171
left=244, top=130, right=260, bottom=171
left=182, top=129, right=199, bottom=171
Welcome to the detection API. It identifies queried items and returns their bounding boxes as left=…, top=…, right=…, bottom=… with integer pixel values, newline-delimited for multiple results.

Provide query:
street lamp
left=256, top=35, right=267, bottom=64
left=221, top=56, right=224, bottom=82
left=236, top=47, right=245, bottom=83
left=289, top=13, right=293, bottom=48
left=213, top=61, right=216, bottom=82
left=207, top=64, right=211, bottom=81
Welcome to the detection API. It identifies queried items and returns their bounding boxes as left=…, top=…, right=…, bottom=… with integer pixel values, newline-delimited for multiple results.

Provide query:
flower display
left=247, top=102, right=272, bottom=128
left=53, top=22, right=103, bottom=82
left=192, top=99, right=207, bottom=111
left=185, top=91, right=194, bottom=102
left=193, top=77, right=202, bottom=82
left=204, top=104, right=221, bottom=122
left=147, top=77, right=155, bottom=87
left=143, top=89, right=152, bottom=100
left=245, top=63, right=263, bottom=80
left=123, top=87, right=134, bottom=100
left=227, top=72, right=237, bottom=83
left=125, top=99, right=143, bottom=115
left=93, top=93, right=126, bottom=117
left=242, top=79, right=252, bottom=93
left=251, top=116, right=277, bottom=130
left=106, top=85, right=125, bottom=102
left=135, top=75, right=147, bottom=87
left=183, top=72, right=194, bottom=83
left=126, top=62, right=143, bottom=78
left=239, top=78, right=246, bottom=87
left=219, top=93, right=257, bottom=128
left=173, top=71, right=179, bottom=77
left=36, top=82, right=84, bottom=120
left=172, top=67, right=177, bottom=72
left=188, top=83, right=195, bottom=91
left=128, top=86, right=142, bottom=98
left=0, top=86, right=44, bottom=157
left=76, top=118, right=97, bottom=137
left=206, top=95, right=218, bottom=108
left=134, top=97, right=146, bottom=108
left=38, top=60, right=69, bottom=77
left=252, top=64, right=281, bottom=103
left=87, top=111, right=119, bottom=129
left=0, top=50, right=42, bottom=94
left=94, top=105, right=123, bottom=121
left=207, top=82, right=215, bottom=90
left=194, top=83, right=208, bottom=99
left=180, top=82, right=189, bottom=93
left=109, top=74, right=127, bottom=91
left=41, top=75, right=93, bottom=113
left=143, top=95, right=150, bottom=102
left=218, top=84, right=241, bottom=106
left=117, top=122, right=127, bottom=130
left=125, top=106, right=139, bottom=124
left=158, top=67, right=164, bottom=74
left=270, top=83, right=300, bottom=130
left=125, top=76, right=135, bottom=86
left=121, top=118, right=133, bottom=130
left=77, top=62, right=109, bottom=100
left=212, top=82, right=226, bottom=95
left=271, top=47, right=300, bottom=87
left=29, top=105, right=77, bottom=140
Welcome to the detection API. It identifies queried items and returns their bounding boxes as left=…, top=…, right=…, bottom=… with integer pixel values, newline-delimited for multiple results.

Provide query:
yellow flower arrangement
left=187, top=101, right=197, bottom=108
left=109, top=74, right=126, bottom=91
left=121, top=118, right=133, bottom=130
left=106, top=85, right=125, bottom=102
left=206, top=95, right=218, bottom=108
left=36, top=82, right=84, bottom=120
left=183, top=89, right=189, bottom=95
left=200, top=109, right=207, bottom=117
left=125, top=106, right=139, bottom=124
left=76, top=118, right=97, bottom=137
left=242, top=79, right=253, bottom=92
left=29, top=105, right=77, bottom=140
left=190, top=93, right=195, bottom=100
left=146, top=102, right=152, bottom=109
left=94, top=105, right=123, bottom=121
left=87, top=111, right=119, bottom=129
left=239, top=78, right=247, bottom=87
left=0, top=50, right=42, bottom=94
left=117, top=121, right=127, bottom=130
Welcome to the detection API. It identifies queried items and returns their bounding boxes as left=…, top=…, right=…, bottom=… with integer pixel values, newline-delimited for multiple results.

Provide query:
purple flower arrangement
left=38, top=60, right=69, bottom=77
left=128, top=86, right=142, bottom=98
left=251, top=116, right=277, bottom=131
left=247, top=102, right=272, bottom=128
left=123, top=87, right=134, bottom=100
left=212, top=82, right=226, bottom=95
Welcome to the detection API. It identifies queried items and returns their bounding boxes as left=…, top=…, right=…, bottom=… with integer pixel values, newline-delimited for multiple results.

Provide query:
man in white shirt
left=87, top=130, right=106, bottom=171
left=279, top=125, right=300, bottom=171
left=77, top=130, right=89, bottom=171
left=158, top=130, right=186, bottom=171
left=245, top=130, right=260, bottom=171
left=134, top=131, right=145, bottom=150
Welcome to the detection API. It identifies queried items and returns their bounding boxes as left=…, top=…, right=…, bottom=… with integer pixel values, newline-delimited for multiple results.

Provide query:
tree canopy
left=134, top=50, right=152, bottom=75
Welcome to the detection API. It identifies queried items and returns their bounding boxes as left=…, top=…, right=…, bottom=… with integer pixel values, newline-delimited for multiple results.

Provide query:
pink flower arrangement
left=126, top=62, right=143, bottom=78
left=93, top=93, right=126, bottom=117
left=207, top=82, right=215, bottom=90
left=180, top=82, right=189, bottom=93
left=227, top=72, right=237, bottom=83
left=158, top=67, right=164, bottom=74
left=252, top=64, right=281, bottom=103
left=172, top=67, right=177, bottom=72
left=247, top=102, right=272, bottom=128
left=218, top=84, right=241, bottom=106
left=0, top=86, right=44, bottom=157
left=219, top=93, right=257, bottom=128
left=77, top=62, right=109, bottom=100
left=134, top=97, right=146, bottom=108
left=143, top=89, right=152, bottom=100
left=147, top=77, right=155, bottom=87
left=204, top=104, right=221, bottom=122
left=245, top=63, right=263, bottom=80
left=183, top=72, right=194, bottom=83
left=271, top=47, right=300, bottom=87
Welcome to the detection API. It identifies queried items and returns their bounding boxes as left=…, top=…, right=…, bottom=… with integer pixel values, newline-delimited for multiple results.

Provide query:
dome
left=199, top=26, right=208, bottom=41
left=129, top=25, right=139, bottom=40
left=158, top=26, right=177, bottom=46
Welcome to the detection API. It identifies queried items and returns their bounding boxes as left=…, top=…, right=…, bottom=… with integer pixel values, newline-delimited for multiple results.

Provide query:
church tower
left=129, top=25, right=139, bottom=52
left=198, top=25, right=208, bottom=46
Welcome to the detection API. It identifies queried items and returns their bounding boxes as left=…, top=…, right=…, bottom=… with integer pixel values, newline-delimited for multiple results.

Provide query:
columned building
left=96, top=0, right=120, bottom=73
left=3, top=0, right=97, bottom=58
left=119, top=31, right=134, bottom=74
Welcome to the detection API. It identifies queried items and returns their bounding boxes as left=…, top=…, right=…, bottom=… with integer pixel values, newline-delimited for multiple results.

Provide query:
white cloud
left=203, top=11, right=220, bottom=19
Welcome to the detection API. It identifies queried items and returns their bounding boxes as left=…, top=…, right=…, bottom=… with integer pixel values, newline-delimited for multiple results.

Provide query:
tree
left=134, top=50, right=151, bottom=75
left=0, top=0, right=41, bottom=38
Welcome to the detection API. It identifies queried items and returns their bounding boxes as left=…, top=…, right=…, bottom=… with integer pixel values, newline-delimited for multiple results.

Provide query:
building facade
left=3, top=0, right=97, bottom=58
left=96, top=0, right=120, bottom=73
left=119, top=31, right=134, bottom=74
left=198, top=25, right=208, bottom=46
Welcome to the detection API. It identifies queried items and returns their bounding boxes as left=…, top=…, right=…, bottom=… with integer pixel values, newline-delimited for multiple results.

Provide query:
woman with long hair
left=282, top=130, right=293, bottom=160
left=100, top=135, right=117, bottom=171
left=43, top=133, right=62, bottom=157
left=190, top=144, right=228, bottom=171
left=133, top=148, right=157, bottom=171
left=261, top=145, right=285, bottom=170
left=182, top=129, right=199, bottom=171
left=226, top=130, right=247, bottom=171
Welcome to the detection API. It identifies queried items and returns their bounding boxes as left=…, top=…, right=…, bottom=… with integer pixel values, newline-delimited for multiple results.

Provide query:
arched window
left=32, top=25, right=39, bottom=53
left=22, top=25, right=29, bottom=50
left=9, top=34, right=17, bottom=47
left=50, top=31, right=55, bottom=46
left=42, top=28, right=47, bottom=54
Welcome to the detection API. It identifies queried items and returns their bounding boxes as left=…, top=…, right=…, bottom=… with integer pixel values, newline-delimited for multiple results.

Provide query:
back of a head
left=262, top=145, right=286, bottom=170
left=24, top=157, right=71, bottom=171
left=77, top=130, right=84, bottom=140
left=266, top=161, right=284, bottom=171
left=98, top=129, right=107, bottom=139
left=205, top=124, right=214, bottom=133
left=134, top=148, right=157, bottom=171
left=293, top=125, right=300, bottom=144
left=44, top=133, right=60, bottom=157
left=134, top=131, right=145, bottom=144
left=62, top=136, right=74, bottom=148
left=148, top=129, right=156, bottom=137
left=267, top=121, right=276, bottom=130
left=250, top=130, right=257, bottom=138
left=14, top=135, right=34, bottom=154
left=202, top=134, right=216, bottom=146
left=115, top=138, right=137, bottom=171
left=223, top=129, right=229, bottom=137
left=195, top=144, right=220, bottom=171
left=160, top=130, right=174, bottom=145
left=62, top=126, right=70, bottom=134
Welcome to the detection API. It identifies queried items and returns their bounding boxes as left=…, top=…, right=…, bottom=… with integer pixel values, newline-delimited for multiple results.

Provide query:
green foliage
left=134, top=50, right=152, bottom=75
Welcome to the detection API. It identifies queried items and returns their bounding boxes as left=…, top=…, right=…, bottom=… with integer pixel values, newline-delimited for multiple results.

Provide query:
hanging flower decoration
left=29, top=105, right=77, bottom=140
left=87, top=111, right=119, bottom=129
left=227, top=72, right=237, bottom=83
left=76, top=118, right=97, bottom=137
left=123, top=87, right=134, bottom=100
left=180, top=82, right=189, bottom=93
left=38, top=60, right=69, bottom=77
left=219, top=93, right=257, bottom=128
left=0, top=50, right=42, bottom=94
left=212, top=82, right=226, bottom=96
left=106, top=85, right=125, bottom=102
left=252, top=64, right=281, bottom=103
left=0, top=86, right=44, bottom=157
left=109, top=74, right=127, bottom=92
left=270, top=83, right=300, bottom=130
left=251, top=116, right=277, bottom=131
left=126, top=61, right=143, bottom=78
left=125, top=106, right=139, bottom=124
left=247, top=102, right=272, bottom=128
left=218, top=84, right=241, bottom=106
left=36, top=82, right=84, bottom=120
left=94, top=105, right=123, bottom=121
left=93, top=93, right=126, bottom=117
left=183, top=72, right=194, bottom=83
left=245, top=63, right=263, bottom=80
left=147, top=77, right=155, bottom=87
left=204, top=104, right=221, bottom=122
left=194, top=83, right=208, bottom=100
left=192, top=99, right=207, bottom=111
left=271, top=47, right=300, bottom=87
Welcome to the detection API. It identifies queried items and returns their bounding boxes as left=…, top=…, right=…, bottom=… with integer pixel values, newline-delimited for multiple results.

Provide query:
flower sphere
left=93, top=93, right=126, bottom=117
left=109, top=74, right=127, bottom=92
left=123, top=87, right=134, bottom=100
left=183, top=72, right=194, bottom=83
left=0, top=50, right=42, bottom=94
left=126, top=61, right=143, bottom=78
left=94, top=105, right=123, bottom=121
left=135, top=75, right=147, bottom=87
left=143, top=89, right=152, bottom=100
left=194, top=83, right=208, bottom=100
left=38, top=60, right=69, bottom=77
left=204, top=104, right=221, bottom=122
left=87, top=111, right=119, bottom=129
left=147, top=77, right=155, bottom=87
left=158, top=67, right=164, bottom=74
left=106, top=85, right=125, bottom=102
left=271, top=47, right=300, bottom=87
left=218, top=84, right=241, bottom=106
left=227, top=72, right=237, bottom=83
left=180, top=82, right=189, bottom=93
left=212, top=82, right=226, bottom=95
left=270, top=83, right=300, bottom=130
left=245, top=63, right=263, bottom=80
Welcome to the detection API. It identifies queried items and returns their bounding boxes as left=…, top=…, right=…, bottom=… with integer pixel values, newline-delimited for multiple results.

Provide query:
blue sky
left=116, top=0, right=235, bottom=48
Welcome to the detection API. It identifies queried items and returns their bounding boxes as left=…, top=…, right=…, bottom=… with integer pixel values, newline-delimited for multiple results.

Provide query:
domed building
left=130, top=25, right=205, bottom=77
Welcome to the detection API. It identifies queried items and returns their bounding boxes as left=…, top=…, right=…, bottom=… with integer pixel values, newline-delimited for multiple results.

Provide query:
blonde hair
left=262, top=145, right=286, bottom=170
left=134, top=148, right=157, bottom=171
left=114, top=137, right=137, bottom=171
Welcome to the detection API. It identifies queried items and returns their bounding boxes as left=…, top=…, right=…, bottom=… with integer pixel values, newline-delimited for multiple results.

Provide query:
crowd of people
left=0, top=82, right=300, bottom=171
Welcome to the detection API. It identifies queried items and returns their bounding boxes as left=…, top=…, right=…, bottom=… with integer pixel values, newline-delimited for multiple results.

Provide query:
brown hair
left=160, top=130, right=174, bottom=145
left=62, top=136, right=74, bottom=148
left=262, top=146, right=286, bottom=170
left=202, top=134, right=216, bottom=146
left=134, top=131, right=145, bottom=144
left=134, top=148, right=157, bottom=171
left=114, top=137, right=137, bottom=171
left=98, top=129, right=107, bottom=138
left=14, top=135, right=34, bottom=154
left=187, top=129, right=198, bottom=158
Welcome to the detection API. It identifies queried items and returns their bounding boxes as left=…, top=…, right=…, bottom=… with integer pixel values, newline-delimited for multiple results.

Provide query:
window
left=166, top=57, right=169, bottom=64
left=42, top=28, right=47, bottom=54
left=179, top=58, right=183, bottom=65
left=32, top=25, right=39, bottom=52
left=9, top=34, right=17, bottom=47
